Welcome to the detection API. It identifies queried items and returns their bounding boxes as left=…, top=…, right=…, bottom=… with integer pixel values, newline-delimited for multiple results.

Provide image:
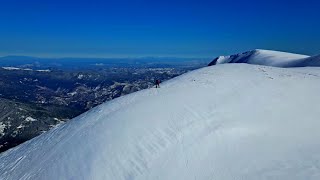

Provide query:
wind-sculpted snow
left=208, top=49, right=320, bottom=67
left=1, top=64, right=320, bottom=180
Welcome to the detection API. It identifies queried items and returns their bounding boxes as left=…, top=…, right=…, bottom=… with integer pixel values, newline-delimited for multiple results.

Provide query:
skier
left=155, top=79, right=161, bottom=88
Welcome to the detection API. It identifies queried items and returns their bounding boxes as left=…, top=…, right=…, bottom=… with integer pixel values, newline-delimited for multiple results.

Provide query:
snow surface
left=25, top=117, right=37, bottom=122
left=35, top=69, right=51, bottom=72
left=1, top=62, right=320, bottom=179
left=0, top=122, right=6, bottom=137
left=208, top=49, right=315, bottom=67
left=1, top=67, right=51, bottom=72
left=2, top=67, right=23, bottom=70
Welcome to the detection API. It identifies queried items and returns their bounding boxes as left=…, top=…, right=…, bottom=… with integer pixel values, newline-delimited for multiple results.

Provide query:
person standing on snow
left=155, top=79, right=161, bottom=88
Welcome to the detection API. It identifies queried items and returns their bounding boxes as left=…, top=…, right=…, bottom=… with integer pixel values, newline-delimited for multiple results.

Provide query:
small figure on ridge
left=155, top=79, right=161, bottom=88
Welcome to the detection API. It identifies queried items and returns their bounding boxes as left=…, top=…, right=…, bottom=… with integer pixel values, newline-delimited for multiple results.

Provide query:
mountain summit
left=1, top=50, right=320, bottom=180
left=208, top=49, right=320, bottom=67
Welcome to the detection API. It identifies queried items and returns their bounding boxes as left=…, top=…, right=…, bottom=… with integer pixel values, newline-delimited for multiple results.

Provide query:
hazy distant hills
left=0, top=56, right=209, bottom=69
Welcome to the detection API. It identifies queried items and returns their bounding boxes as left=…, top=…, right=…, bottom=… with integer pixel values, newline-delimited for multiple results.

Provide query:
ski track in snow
left=1, top=63, right=320, bottom=179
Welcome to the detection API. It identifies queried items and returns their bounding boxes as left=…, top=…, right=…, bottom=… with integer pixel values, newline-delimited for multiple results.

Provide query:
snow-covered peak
left=1, top=63, right=320, bottom=179
left=208, top=49, right=314, bottom=67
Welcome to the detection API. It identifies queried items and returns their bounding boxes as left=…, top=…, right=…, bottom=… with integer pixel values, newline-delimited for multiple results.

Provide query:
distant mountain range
left=0, top=56, right=209, bottom=70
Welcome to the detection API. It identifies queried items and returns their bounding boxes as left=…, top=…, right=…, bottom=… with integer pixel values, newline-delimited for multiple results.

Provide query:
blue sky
left=0, top=0, right=319, bottom=58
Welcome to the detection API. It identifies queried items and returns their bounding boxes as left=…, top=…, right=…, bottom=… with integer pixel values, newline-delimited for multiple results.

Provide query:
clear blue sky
left=0, top=0, right=319, bottom=58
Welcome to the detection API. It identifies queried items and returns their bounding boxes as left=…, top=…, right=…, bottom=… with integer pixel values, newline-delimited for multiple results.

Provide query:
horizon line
left=0, top=54, right=213, bottom=60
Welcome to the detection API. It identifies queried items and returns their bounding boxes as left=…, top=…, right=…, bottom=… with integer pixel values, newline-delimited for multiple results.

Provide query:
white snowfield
left=208, top=49, right=320, bottom=67
left=1, top=50, right=320, bottom=180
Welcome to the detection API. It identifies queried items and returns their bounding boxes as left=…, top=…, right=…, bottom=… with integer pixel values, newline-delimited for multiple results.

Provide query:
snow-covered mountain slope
left=208, top=49, right=319, bottom=67
left=295, top=54, right=320, bottom=67
left=1, top=64, right=320, bottom=180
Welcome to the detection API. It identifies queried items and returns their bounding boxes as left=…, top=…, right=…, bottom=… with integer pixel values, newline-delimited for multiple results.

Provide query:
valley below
left=0, top=57, right=205, bottom=152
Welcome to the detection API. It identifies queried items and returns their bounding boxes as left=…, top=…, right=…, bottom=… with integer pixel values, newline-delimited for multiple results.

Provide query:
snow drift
left=1, top=51, right=320, bottom=179
left=208, top=49, right=320, bottom=67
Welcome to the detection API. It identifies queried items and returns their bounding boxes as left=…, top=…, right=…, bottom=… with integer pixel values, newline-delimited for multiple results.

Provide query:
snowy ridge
left=1, top=62, right=320, bottom=179
left=208, top=49, right=320, bottom=67
left=296, top=54, right=320, bottom=67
